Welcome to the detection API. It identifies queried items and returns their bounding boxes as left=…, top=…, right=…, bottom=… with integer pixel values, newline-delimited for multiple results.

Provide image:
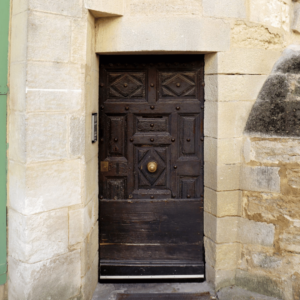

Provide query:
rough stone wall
left=240, top=46, right=300, bottom=300
left=8, top=0, right=103, bottom=299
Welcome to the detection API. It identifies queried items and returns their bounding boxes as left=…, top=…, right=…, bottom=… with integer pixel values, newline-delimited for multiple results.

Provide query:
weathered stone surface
left=204, top=188, right=242, bottom=217
left=279, top=227, right=300, bottom=253
left=240, top=166, right=280, bottom=193
left=29, top=0, right=83, bottom=17
left=232, top=22, right=282, bottom=50
left=129, top=0, right=201, bottom=15
left=27, top=114, right=67, bottom=161
left=292, top=5, right=300, bottom=33
left=245, top=45, right=300, bottom=137
left=81, top=224, right=98, bottom=276
left=238, top=218, right=275, bottom=247
left=244, top=138, right=300, bottom=164
left=205, top=101, right=254, bottom=139
left=8, top=251, right=81, bottom=300
left=205, top=75, right=267, bottom=102
left=205, top=137, right=242, bottom=164
left=251, top=252, right=282, bottom=269
left=27, top=62, right=82, bottom=90
left=205, top=237, right=241, bottom=270
left=203, top=0, right=246, bottom=19
left=9, top=208, right=68, bottom=263
left=250, top=0, right=290, bottom=31
left=292, top=272, right=300, bottom=300
left=287, top=169, right=300, bottom=189
left=243, top=191, right=300, bottom=221
left=206, top=263, right=236, bottom=291
left=204, top=162, right=240, bottom=191
left=82, top=252, right=98, bottom=300
left=235, top=269, right=284, bottom=299
left=26, top=90, right=82, bottom=112
left=218, top=286, right=281, bottom=300
left=96, top=16, right=231, bottom=53
left=86, top=156, right=98, bottom=203
left=9, top=160, right=82, bottom=215
left=70, top=115, right=85, bottom=157
left=27, top=12, right=71, bottom=62
left=71, top=18, right=87, bottom=64
left=69, top=195, right=98, bottom=245
left=204, top=212, right=239, bottom=243
left=205, top=49, right=282, bottom=75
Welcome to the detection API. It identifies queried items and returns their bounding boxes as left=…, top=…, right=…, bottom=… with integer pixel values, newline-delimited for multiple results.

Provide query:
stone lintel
left=95, top=16, right=230, bottom=54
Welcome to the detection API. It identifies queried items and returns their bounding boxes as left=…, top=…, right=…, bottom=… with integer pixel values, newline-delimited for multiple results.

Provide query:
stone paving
left=92, top=282, right=280, bottom=300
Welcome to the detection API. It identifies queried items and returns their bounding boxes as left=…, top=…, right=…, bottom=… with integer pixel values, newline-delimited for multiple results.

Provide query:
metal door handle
left=147, top=162, right=158, bottom=173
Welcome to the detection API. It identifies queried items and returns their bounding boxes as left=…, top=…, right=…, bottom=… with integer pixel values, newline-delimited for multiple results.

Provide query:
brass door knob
left=147, top=162, right=158, bottom=173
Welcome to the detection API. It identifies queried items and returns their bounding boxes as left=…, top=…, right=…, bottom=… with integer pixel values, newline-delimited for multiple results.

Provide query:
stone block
left=205, top=101, right=254, bottom=139
left=203, top=0, right=246, bottom=19
left=10, top=62, right=27, bottom=112
left=8, top=113, right=26, bottom=163
left=243, top=138, right=300, bottom=164
left=286, top=169, right=300, bottom=190
left=9, top=160, right=82, bottom=215
left=279, top=228, right=300, bottom=253
left=205, top=49, right=282, bottom=75
left=240, top=166, right=280, bottom=193
left=250, top=0, right=289, bottom=31
left=9, top=208, right=68, bottom=263
left=235, top=269, right=284, bottom=299
left=70, top=115, right=85, bottom=157
left=204, top=162, right=240, bottom=191
left=0, top=284, right=8, bottom=300
left=85, top=156, right=98, bottom=203
left=69, top=195, right=98, bottom=245
left=129, top=0, right=201, bottom=16
left=205, top=75, right=267, bottom=101
left=12, top=0, right=28, bottom=15
left=251, top=252, right=282, bottom=269
left=29, top=0, right=83, bottom=17
left=231, top=23, right=282, bottom=50
left=81, top=224, right=99, bottom=276
left=96, top=16, right=230, bottom=53
left=82, top=252, right=98, bottom=300
left=205, top=237, right=241, bottom=270
left=238, top=218, right=275, bottom=247
left=85, top=0, right=124, bottom=17
left=8, top=251, right=81, bottom=300
left=27, top=61, right=82, bottom=90
left=204, top=137, right=242, bottom=164
left=292, top=5, right=300, bottom=33
left=26, top=90, right=82, bottom=112
left=206, top=263, right=236, bottom=291
left=204, top=212, right=239, bottom=243
left=26, top=114, right=67, bottom=162
left=10, top=11, right=28, bottom=63
left=71, top=18, right=87, bottom=64
left=27, top=11, right=71, bottom=62
left=204, top=188, right=242, bottom=217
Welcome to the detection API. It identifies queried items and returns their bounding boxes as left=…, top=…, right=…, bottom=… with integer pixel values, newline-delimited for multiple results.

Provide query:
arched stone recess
left=240, top=45, right=300, bottom=300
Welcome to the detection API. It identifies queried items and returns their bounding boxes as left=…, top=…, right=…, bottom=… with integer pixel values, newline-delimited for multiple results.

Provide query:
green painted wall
left=0, top=0, right=9, bottom=286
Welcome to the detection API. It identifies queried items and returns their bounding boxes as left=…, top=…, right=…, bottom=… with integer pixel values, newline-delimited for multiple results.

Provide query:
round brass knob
left=147, top=162, right=158, bottom=173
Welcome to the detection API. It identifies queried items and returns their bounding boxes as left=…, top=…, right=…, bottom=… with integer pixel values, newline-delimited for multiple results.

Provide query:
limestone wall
left=6, top=0, right=300, bottom=299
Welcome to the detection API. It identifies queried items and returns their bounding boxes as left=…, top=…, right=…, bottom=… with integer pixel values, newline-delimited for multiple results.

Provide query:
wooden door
left=99, top=55, right=204, bottom=279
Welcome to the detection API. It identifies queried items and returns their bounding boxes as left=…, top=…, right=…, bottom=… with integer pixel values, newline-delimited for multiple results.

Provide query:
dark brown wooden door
left=99, top=55, right=204, bottom=279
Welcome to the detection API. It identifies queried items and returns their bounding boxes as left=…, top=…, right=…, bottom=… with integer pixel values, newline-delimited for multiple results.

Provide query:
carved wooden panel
left=180, top=177, right=198, bottom=199
left=159, top=72, right=197, bottom=98
left=108, top=72, right=145, bottom=99
left=107, top=178, right=126, bottom=200
left=107, top=115, right=126, bottom=157
left=137, top=147, right=168, bottom=188
left=179, top=115, right=198, bottom=157
left=137, top=116, right=168, bottom=132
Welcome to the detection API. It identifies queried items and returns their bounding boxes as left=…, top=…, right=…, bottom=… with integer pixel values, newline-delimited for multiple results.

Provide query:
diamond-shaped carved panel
left=160, top=72, right=196, bottom=98
left=137, top=148, right=167, bottom=187
left=108, top=72, right=145, bottom=99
